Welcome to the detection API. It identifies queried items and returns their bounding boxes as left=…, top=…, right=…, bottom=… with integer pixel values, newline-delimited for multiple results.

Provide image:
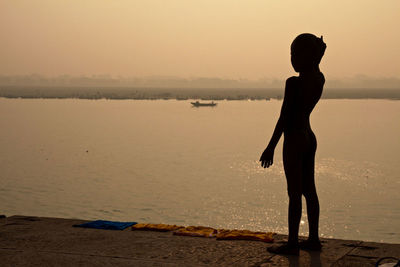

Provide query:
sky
left=1, top=0, right=399, bottom=80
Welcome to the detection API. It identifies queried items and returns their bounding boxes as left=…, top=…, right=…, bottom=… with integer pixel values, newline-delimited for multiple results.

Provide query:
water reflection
left=0, top=99, right=399, bottom=243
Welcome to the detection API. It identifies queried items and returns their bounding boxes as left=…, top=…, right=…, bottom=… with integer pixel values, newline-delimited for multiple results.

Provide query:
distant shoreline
left=1, top=86, right=400, bottom=100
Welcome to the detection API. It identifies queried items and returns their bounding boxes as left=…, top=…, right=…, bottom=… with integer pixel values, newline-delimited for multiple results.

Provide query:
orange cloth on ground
left=216, top=229, right=275, bottom=243
left=132, top=223, right=184, bottom=232
left=173, top=226, right=217, bottom=238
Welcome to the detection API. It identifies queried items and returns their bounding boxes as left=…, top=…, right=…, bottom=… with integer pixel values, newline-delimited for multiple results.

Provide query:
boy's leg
left=302, top=139, right=320, bottom=243
left=283, top=142, right=303, bottom=246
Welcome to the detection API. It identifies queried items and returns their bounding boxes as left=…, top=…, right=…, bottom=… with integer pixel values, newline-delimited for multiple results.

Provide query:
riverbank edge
left=2, top=87, right=400, bottom=101
left=0, top=215, right=399, bottom=266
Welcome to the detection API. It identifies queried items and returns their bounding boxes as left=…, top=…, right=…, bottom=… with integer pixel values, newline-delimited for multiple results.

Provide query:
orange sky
left=1, top=0, right=399, bottom=79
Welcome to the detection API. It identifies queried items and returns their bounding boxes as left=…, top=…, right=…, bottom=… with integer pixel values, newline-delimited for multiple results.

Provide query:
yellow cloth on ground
left=216, top=229, right=275, bottom=243
left=132, top=223, right=184, bottom=232
left=132, top=223, right=275, bottom=243
left=173, top=226, right=217, bottom=238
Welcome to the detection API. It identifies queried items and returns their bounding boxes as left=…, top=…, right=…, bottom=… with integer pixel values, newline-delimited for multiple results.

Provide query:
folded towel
left=132, top=223, right=184, bottom=232
left=74, top=220, right=137, bottom=230
left=173, top=226, right=217, bottom=238
left=216, top=229, right=275, bottom=243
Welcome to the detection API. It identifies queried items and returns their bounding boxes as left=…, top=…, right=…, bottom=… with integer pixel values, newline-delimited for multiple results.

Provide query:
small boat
left=191, top=101, right=217, bottom=107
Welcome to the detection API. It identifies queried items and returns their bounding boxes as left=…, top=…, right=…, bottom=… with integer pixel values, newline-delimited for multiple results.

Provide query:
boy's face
left=291, top=46, right=316, bottom=73
left=290, top=50, right=300, bottom=72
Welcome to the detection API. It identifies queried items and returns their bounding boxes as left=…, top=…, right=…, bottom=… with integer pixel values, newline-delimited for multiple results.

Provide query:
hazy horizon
left=1, top=74, right=400, bottom=89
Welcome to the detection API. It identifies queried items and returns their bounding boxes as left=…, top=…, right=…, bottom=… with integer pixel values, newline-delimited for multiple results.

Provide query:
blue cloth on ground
left=73, top=220, right=137, bottom=230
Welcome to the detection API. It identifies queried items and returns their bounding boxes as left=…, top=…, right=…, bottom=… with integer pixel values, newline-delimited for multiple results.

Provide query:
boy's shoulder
left=285, top=76, right=299, bottom=89
left=286, top=76, right=299, bottom=84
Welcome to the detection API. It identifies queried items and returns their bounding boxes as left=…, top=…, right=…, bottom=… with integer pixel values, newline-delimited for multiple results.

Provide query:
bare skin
left=260, top=34, right=326, bottom=255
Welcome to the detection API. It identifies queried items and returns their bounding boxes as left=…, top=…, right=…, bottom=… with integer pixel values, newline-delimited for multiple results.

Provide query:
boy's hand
left=260, top=146, right=274, bottom=168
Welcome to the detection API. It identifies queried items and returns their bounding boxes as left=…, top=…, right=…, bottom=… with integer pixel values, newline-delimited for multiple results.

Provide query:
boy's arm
left=260, top=77, right=296, bottom=168
left=267, top=77, right=296, bottom=149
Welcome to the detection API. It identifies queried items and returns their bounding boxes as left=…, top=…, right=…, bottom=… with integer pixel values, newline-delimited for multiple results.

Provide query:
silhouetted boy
left=260, top=33, right=327, bottom=255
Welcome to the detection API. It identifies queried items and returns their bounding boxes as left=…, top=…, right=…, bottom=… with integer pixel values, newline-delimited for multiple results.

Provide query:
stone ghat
left=0, top=215, right=399, bottom=266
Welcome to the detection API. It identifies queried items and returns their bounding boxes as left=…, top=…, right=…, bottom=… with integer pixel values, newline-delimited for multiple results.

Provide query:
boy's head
left=291, top=33, right=326, bottom=72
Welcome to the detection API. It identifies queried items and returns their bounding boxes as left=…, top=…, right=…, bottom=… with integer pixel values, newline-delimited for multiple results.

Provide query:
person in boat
left=260, top=33, right=326, bottom=255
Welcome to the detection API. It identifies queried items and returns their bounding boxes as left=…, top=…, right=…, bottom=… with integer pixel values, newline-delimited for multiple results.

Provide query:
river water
left=0, top=98, right=399, bottom=243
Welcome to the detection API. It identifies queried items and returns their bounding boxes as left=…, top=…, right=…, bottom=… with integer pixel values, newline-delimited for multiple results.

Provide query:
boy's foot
left=299, top=239, right=322, bottom=251
left=267, top=243, right=299, bottom=256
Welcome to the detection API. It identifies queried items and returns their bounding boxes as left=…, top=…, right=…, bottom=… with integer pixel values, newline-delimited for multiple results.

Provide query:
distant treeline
left=1, top=74, right=400, bottom=89
left=1, top=86, right=400, bottom=100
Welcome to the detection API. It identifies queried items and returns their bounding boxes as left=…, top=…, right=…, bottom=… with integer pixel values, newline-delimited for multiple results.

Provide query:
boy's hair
left=291, top=33, right=327, bottom=65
